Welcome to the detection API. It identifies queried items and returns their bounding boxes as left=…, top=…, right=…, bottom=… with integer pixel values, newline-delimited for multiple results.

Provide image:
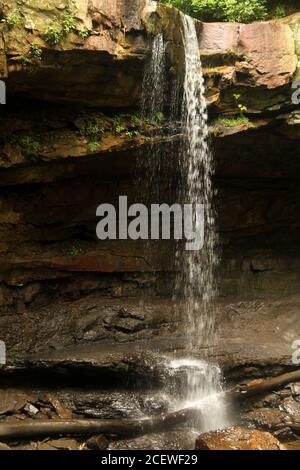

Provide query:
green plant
left=125, top=130, right=139, bottom=138
left=273, top=5, right=286, bottom=19
left=233, top=93, right=248, bottom=115
left=61, top=10, right=75, bottom=35
left=161, top=0, right=268, bottom=23
left=5, top=10, right=23, bottom=28
left=22, top=44, right=43, bottom=66
left=68, top=245, right=83, bottom=257
left=113, top=115, right=127, bottom=134
left=214, top=115, right=249, bottom=127
left=44, top=9, right=76, bottom=45
left=154, top=112, right=165, bottom=124
left=79, top=121, right=104, bottom=152
left=45, top=22, right=63, bottom=44
left=87, top=141, right=100, bottom=152
left=18, top=136, right=42, bottom=155
left=131, top=114, right=143, bottom=126
left=78, top=28, right=90, bottom=39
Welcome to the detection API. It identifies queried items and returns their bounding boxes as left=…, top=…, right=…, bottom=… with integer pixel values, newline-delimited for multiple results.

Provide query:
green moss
left=214, top=115, right=250, bottom=127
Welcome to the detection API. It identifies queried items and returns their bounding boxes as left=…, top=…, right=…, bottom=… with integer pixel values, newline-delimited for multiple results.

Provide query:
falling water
left=139, top=3, right=229, bottom=432
left=171, top=13, right=229, bottom=431
left=141, top=32, right=166, bottom=121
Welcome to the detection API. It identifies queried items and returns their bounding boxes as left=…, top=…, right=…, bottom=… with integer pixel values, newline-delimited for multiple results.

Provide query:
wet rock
left=108, top=431, right=198, bottom=451
left=242, top=408, right=289, bottom=431
left=195, top=426, right=286, bottom=451
left=86, top=435, right=109, bottom=451
left=280, top=397, right=300, bottom=420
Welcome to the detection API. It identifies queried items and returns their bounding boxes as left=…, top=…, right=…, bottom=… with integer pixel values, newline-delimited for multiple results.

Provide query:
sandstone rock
left=195, top=426, right=286, bottom=451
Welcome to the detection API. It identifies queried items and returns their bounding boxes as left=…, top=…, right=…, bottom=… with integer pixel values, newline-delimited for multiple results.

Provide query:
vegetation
left=79, top=121, right=104, bottom=153
left=15, top=136, right=42, bottom=156
left=22, top=44, right=43, bottom=65
left=44, top=9, right=75, bottom=45
left=273, top=5, right=287, bottom=18
left=4, top=10, right=23, bottom=28
left=214, top=115, right=249, bottom=127
left=233, top=93, right=248, bottom=115
left=78, top=28, right=91, bottom=39
left=214, top=92, right=249, bottom=127
left=68, top=245, right=83, bottom=257
left=160, top=0, right=287, bottom=23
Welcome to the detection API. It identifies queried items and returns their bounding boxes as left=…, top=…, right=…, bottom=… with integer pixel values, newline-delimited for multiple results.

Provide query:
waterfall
left=171, top=13, right=229, bottom=432
left=141, top=32, right=166, bottom=121
left=140, top=5, right=230, bottom=432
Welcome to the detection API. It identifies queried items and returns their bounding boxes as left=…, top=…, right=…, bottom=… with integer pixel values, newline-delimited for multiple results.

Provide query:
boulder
left=195, top=426, right=286, bottom=451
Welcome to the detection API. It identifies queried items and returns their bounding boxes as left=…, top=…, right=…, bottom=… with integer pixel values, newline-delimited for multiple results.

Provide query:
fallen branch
left=0, top=407, right=199, bottom=440
left=1, top=368, right=300, bottom=441
left=229, top=368, right=300, bottom=400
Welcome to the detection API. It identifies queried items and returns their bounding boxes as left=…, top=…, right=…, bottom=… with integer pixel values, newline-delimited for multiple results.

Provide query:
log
left=0, top=369, right=300, bottom=441
left=229, top=369, right=300, bottom=400
left=0, top=407, right=200, bottom=441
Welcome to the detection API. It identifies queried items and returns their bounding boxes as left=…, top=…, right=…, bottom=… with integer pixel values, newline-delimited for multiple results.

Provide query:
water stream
left=141, top=5, right=229, bottom=433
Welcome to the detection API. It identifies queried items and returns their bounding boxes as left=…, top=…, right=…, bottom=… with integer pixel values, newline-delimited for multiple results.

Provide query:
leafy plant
left=161, top=0, right=268, bottom=23
left=61, top=10, right=75, bottom=35
left=87, top=141, right=100, bottom=153
left=78, top=28, right=90, bottom=39
left=273, top=5, right=286, bottom=19
left=22, top=44, right=43, bottom=65
left=45, top=22, right=63, bottom=45
left=17, top=136, right=42, bottom=155
left=44, top=9, right=76, bottom=45
left=131, top=114, right=143, bottom=126
left=113, top=115, right=127, bottom=134
left=233, top=93, right=248, bottom=115
left=4, top=10, right=23, bottom=28
left=84, top=123, right=104, bottom=137
left=79, top=121, right=104, bottom=153
left=125, top=130, right=139, bottom=138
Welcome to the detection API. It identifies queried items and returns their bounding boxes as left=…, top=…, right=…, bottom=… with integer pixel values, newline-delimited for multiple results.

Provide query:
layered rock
left=0, top=1, right=300, bottom=376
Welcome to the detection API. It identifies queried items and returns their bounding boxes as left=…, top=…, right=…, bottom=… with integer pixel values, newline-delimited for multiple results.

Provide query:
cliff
left=0, top=0, right=300, bottom=366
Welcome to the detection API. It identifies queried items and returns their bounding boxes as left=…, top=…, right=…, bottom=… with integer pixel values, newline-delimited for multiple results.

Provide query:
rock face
left=0, top=0, right=300, bottom=382
left=195, top=426, right=286, bottom=451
